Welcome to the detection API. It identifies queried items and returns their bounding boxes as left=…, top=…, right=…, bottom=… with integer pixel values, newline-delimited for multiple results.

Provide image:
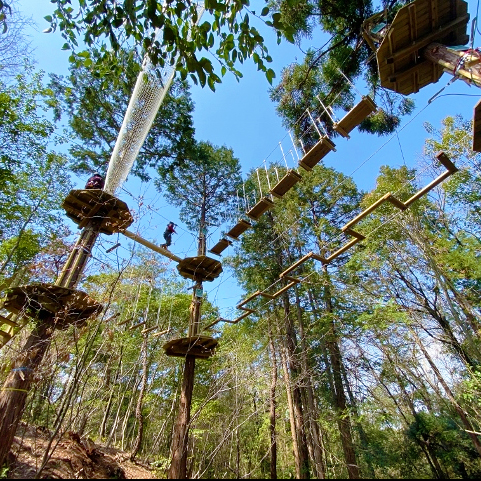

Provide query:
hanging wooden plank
left=270, top=170, right=302, bottom=199
left=226, top=219, right=252, bottom=240
left=0, top=314, right=18, bottom=328
left=246, top=197, right=275, bottom=220
left=299, top=137, right=336, bottom=171
left=473, top=99, right=481, bottom=152
left=209, top=238, right=233, bottom=256
left=333, top=97, right=377, bottom=138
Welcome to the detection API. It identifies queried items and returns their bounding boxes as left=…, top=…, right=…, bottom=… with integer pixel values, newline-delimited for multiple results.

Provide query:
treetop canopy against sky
left=9, top=0, right=481, bottom=317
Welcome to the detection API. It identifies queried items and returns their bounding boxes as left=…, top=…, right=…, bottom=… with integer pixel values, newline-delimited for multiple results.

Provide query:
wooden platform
left=209, top=238, right=233, bottom=256
left=177, top=256, right=223, bottom=282
left=374, top=0, right=469, bottom=95
left=63, top=189, right=134, bottom=235
left=226, top=219, right=252, bottom=240
left=3, top=283, right=102, bottom=329
left=299, top=136, right=336, bottom=171
left=270, top=170, right=302, bottom=198
left=473, top=99, right=481, bottom=152
left=333, top=97, right=377, bottom=138
left=246, top=197, right=275, bottom=220
left=163, top=335, right=218, bottom=359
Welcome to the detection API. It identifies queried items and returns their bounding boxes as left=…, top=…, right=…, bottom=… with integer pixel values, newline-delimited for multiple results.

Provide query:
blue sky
left=17, top=0, right=481, bottom=320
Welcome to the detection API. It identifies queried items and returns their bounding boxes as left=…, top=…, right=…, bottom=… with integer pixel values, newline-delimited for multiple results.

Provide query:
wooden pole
left=423, top=42, right=481, bottom=87
left=168, top=212, right=207, bottom=478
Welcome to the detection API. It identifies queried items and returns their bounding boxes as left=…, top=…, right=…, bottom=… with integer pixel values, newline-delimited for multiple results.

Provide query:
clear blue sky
left=17, top=0, right=481, bottom=320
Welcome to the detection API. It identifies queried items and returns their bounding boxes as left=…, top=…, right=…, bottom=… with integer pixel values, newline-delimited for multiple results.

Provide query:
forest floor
left=5, top=423, right=157, bottom=479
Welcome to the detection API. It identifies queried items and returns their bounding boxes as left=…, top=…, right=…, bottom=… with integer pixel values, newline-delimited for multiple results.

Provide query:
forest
left=1, top=0, right=481, bottom=479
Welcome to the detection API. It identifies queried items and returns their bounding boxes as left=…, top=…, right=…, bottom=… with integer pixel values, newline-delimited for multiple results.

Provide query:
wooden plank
left=246, top=197, right=275, bottom=220
left=0, top=330, right=12, bottom=341
left=436, top=151, right=458, bottom=172
left=226, top=219, right=252, bottom=240
left=333, top=97, right=377, bottom=138
left=403, top=170, right=453, bottom=207
left=299, top=137, right=336, bottom=171
left=209, top=238, right=232, bottom=256
left=473, top=99, right=481, bottom=152
left=270, top=170, right=302, bottom=198
left=342, top=193, right=393, bottom=231
left=122, top=230, right=181, bottom=262
left=324, top=237, right=362, bottom=264
left=280, top=252, right=314, bottom=278
left=0, top=314, right=18, bottom=328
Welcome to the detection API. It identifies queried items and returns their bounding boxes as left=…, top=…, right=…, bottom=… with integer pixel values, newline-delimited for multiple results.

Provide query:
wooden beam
left=122, top=230, right=182, bottom=262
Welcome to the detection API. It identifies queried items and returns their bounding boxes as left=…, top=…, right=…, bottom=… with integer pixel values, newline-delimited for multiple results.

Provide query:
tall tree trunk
left=322, top=267, right=360, bottom=479
left=168, top=356, right=196, bottom=479
left=281, top=294, right=310, bottom=479
left=100, top=349, right=123, bottom=438
left=410, top=327, right=481, bottom=457
left=131, top=333, right=149, bottom=461
left=268, top=320, right=278, bottom=480
left=0, top=321, right=51, bottom=467
left=279, top=341, right=300, bottom=476
left=296, top=287, right=326, bottom=479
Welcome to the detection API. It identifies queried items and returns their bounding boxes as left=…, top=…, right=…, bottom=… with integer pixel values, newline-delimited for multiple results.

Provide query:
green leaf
left=261, top=7, right=269, bottom=16
left=61, top=43, right=71, bottom=50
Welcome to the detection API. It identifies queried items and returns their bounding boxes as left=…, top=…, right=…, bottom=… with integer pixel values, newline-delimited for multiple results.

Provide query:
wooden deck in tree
left=299, top=137, right=336, bottom=171
left=2, top=283, right=102, bottom=330
left=270, top=170, right=303, bottom=198
left=63, top=189, right=134, bottom=235
left=375, top=0, right=469, bottom=95
left=209, top=238, right=233, bottom=256
left=163, top=335, right=218, bottom=359
left=246, top=197, right=275, bottom=220
left=333, top=97, right=377, bottom=138
left=473, top=98, right=481, bottom=152
left=226, top=219, right=252, bottom=240
left=177, top=256, right=223, bottom=282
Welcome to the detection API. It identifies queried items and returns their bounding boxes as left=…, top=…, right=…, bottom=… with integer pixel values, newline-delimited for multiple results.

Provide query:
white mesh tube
left=104, top=5, right=205, bottom=195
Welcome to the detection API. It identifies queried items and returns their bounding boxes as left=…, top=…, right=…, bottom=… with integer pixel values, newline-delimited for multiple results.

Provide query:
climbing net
left=104, top=4, right=205, bottom=195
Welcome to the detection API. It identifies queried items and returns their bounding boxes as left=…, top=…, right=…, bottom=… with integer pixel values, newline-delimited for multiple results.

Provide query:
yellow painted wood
left=333, top=97, right=377, bottom=138
left=226, top=219, right=252, bottom=240
left=270, top=170, right=302, bottom=198
left=122, top=230, right=182, bottom=262
left=299, top=137, right=336, bottom=171
left=246, top=197, right=275, bottom=220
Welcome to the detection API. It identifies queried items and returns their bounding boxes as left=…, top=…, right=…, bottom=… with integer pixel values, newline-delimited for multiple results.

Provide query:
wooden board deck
left=226, top=219, right=252, bottom=240
left=333, top=97, right=377, bottom=138
left=270, top=170, right=302, bottom=198
left=246, top=197, right=275, bottom=220
left=177, top=256, right=223, bottom=282
left=163, top=335, right=218, bottom=359
left=473, top=99, right=481, bottom=152
left=3, top=284, right=102, bottom=329
left=376, top=0, right=469, bottom=95
left=299, top=137, right=336, bottom=171
left=63, top=189, right=134, bottom=235
left=209, top=238, right=233, bottom=256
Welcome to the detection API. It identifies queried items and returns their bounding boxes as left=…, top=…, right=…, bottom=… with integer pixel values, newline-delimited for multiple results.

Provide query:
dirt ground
left=6, top=423, right=156, bottom=479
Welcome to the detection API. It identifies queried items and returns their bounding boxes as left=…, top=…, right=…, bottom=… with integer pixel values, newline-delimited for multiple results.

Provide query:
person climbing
left=85, top=172, right=104, bottom=190
left=161, top=221, right=177, bottom=249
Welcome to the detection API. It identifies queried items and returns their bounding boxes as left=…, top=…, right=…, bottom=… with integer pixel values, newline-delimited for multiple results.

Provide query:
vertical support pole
left=264, top=160, right=272, bottom=191
left=256, top=169, right=263, bottom=198
left=279, top=142, right=288, bottom=169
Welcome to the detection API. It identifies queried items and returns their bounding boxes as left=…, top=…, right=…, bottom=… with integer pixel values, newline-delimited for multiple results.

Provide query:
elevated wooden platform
left=63, top=189, right=134, bottom=235
left=163, top=335, right=218, bottom=359
left=299, top=137, right=336, bottom=171
left=270, top=170, right=302, bottom=198
left=246, top=197, right=275, bottom=220
left=226, top=219, right=252, bottom=240
left=177, top=256, right=222, bottom=282
left=333, top=97, right=377, bottom=138
left=3, top=283, right=102, bottom=329
left=373, top=0, right=469, bottom=95
left=473, top=99, right=481, bottom=152
left=209, top=238, right=233, bottom=256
